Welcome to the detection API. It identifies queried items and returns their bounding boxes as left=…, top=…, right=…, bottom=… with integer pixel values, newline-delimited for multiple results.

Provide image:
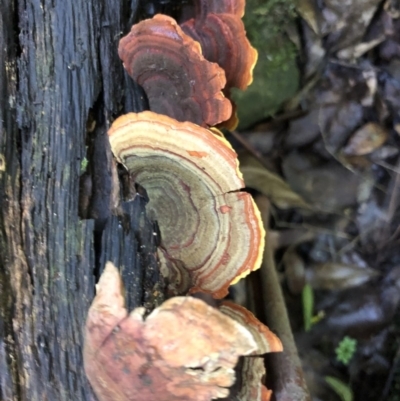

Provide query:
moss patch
left=233, top=0, right=299, bottom=129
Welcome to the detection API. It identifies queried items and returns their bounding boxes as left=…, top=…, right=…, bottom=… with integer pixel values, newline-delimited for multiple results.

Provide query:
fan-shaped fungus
left=220, top=301, right=283, bottom=354
left=224, top=357, right=272, bottom=401
left=108, top=111, right=265, bottom=298
left=84, top=262, right=257, bottom=401
left=181, top=0, right=246, bottom=21
left=181, top=13, right=257, bottom=90
left=205, top=0, right=246, bottom=17
left=118, top=14, right=232, bottom=127
left=220, top=302, right=282, bottom=401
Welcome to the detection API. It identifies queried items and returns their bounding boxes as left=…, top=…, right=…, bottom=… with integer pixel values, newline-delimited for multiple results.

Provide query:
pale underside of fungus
left=84, top=262, right=257, bottom=401
left=108, top=111, right=265, bottom=299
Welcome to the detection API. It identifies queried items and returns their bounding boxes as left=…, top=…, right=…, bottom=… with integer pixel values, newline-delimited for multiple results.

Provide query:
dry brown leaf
left=295, top=0, right=320, bottom=34
left=306, top=262, right=379, bottom=290
left=239, top=156, right=311, bottom=210
left=343, top=122, right=389, bottom=156
left=337, top=36, right=385, bottom=60
left=283, top=249, right=306, bottom=295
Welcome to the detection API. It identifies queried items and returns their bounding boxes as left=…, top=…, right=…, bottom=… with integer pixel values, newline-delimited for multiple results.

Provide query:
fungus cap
left=182, top=12, right=258, bottom=90
left=182, top=0, right=246, bottom=21
left=220, top=301, right=283, bottom=354
left=119, top=14, right=232, bottom=127
left=108, top=111, right=265, bottom=298
left=84, top=263, right=257, bottom=401
left=219, top=301, right=282, bottom=401
left=205, top=0, right=246, bottom=17
left=231, top=357, right=272, bottom=401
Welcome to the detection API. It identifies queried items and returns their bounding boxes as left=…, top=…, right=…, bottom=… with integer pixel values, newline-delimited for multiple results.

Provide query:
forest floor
left=232, top=0, right=400, bottom=400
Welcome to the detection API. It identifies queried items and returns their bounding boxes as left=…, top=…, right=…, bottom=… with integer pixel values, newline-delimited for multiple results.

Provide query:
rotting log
left=0, top=0, right=161, bottom=399
left=0, top=0, right=310, bottom=400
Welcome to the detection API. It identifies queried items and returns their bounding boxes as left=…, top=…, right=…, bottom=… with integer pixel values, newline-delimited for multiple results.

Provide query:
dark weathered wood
left=0, top=0, right=162, bottom=399
left=100, top=198, right=166, bottom=312
left=0, top=1, right=22, bottom=398
left=0, top=1, right=306, bottom=400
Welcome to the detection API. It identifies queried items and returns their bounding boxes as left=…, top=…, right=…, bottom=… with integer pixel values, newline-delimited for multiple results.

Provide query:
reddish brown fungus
left=181, top=12, right=257, bottom=90
left=119, top=14, right=232, bottom=127
left=220, top=301, right=283, bottom=354
left=181, top=0, right=246, bottom=22
left=220, top=302, right=283, bottom=401
left=84, top=263, right=257, bottom=401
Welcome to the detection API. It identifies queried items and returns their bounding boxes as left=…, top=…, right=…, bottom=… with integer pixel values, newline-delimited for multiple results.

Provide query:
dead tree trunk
left=0, top=0, right=161, bottom=399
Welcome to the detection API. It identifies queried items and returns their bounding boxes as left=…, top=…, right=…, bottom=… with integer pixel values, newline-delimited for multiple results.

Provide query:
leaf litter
left=230, top=0, right=400, bottom=400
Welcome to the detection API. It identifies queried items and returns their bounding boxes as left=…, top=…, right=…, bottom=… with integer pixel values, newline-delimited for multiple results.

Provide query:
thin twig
left=229, top=130, right=272, bottom=170
left=256, top=195, right=312, bottom=401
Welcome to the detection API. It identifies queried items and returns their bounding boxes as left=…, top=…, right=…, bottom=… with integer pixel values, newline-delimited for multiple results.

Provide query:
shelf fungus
left=108, top=111, right=265, bottom=298
left=220, top=302, right=283, bottom=401
left=84, top=262, right=258, bottom=401
left=118, top=14, right=232, bottom=127
left=181, top=1, right=257, bottom=90
left=182, top=0, right=246, bottom=20
left=220, top=301, right=283, bottom=355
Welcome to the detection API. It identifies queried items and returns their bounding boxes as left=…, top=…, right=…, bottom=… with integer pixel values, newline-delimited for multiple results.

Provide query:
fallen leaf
left=239, top=156, right=310, bottom=209
left=306, top=262, right=378, bottom=290
left=370, top=145, right=399, bottom=161
left=343, top=123, right=389, bottom=156
left=283, top=249, right=306, bottom=295
left=321, top=0, right=381, bottom=52
left=296, top=0, right=320, bottom=35
left=337, top=36, right=385, bottom=60
left=282, top=152, right=362, bottom=212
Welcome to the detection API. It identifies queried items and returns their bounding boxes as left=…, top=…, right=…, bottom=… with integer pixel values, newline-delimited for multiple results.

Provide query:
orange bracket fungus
left=222, top=357, right=272, bottom=401
left=220, top=302, right=283, bottom=401
left=118, top=14, right=232, bottom=127
left=84, top=262, right=257, bottom=401
left=108, top=111, right=265, bottom=298
left=181, top=12, right=257, bottom=91
left=220, top=301, right=283, bottom=355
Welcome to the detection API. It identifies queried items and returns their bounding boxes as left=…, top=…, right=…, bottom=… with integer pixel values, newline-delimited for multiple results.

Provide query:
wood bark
left=0, top=1, right=310, bottom=400
left=0, top=0, right=163, bottom=399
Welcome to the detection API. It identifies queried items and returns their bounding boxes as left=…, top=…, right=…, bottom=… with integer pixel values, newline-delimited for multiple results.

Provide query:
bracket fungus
left=220, top=301, right=283, bottom=355
left=181, top=13, right=257, bottom=91
left=181, top=0, right=246, bottom=20
left=204, top=0, right=246, bottom=17
left=84, top=262, right=258, bottom=401
left=108, top=111, right=265, bottom=298
left=220, top=357, right=272, bottom=401
left=220, top=302, right=283, bottom=401
left=118, top=14, right=232, bottom=127
left=179, top=0, right=256, bottom=91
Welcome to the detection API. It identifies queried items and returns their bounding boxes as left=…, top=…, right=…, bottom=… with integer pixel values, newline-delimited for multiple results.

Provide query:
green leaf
left=324, top=376, right=353, bottom=401
left=302, top=283, right=314, bottom=331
